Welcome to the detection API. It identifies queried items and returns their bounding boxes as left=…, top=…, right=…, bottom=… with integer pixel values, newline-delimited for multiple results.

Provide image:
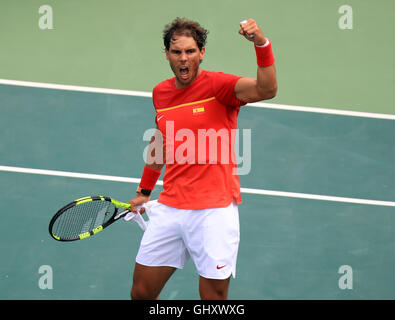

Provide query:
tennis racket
left=49, top=196, right=155, bottom=242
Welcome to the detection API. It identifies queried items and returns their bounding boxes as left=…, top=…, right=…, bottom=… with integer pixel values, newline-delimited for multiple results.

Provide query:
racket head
left=49, top=196, right=129, bottom=241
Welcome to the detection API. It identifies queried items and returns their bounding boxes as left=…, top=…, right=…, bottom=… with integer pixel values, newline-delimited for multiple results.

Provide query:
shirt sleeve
left=211, top=72, right=247, bottom=108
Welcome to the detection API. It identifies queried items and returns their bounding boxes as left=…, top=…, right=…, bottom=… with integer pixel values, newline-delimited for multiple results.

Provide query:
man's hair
left=163, top=17, right=208, bottom=51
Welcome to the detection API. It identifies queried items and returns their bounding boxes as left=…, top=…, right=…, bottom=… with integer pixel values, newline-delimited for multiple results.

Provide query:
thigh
left=185, top=201, right=240, bottom=280
left=136, top=203, right=190, bottom=269
left=131, top=262, right=176, bottom=300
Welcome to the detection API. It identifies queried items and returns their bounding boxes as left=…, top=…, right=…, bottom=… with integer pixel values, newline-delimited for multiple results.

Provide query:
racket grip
left=240, top=20, right=255, bottom=38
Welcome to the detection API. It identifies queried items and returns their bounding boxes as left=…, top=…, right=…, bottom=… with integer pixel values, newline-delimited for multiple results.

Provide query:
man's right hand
left=128, top=194, right=150, bottom=214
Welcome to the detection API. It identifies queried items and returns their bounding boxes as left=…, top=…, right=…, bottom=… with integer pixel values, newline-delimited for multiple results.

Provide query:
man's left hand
left=239, top=19, right=267, bottom=46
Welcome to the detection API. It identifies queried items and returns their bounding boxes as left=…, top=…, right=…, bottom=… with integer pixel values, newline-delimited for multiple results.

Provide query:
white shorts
left=136, top=201, right=240, bottom=280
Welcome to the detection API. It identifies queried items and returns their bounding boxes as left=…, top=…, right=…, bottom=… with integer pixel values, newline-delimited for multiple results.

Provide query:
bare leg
left=131, top=263, right=176, bottom=300
left=199, top=276, right=230, bottom=300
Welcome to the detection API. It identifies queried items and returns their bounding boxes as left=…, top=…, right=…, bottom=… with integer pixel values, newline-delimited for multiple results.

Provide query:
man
left=128, top=17, right=277, bottom=300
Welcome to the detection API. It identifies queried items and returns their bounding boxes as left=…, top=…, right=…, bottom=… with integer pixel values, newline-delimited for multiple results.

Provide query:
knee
left=131, top=283, right=148, bottom=300
left=200, top=289, right=227, bottom=300
left=199, top=277, right=230, bottom=300
left=131, top=282, right=157, bottom=300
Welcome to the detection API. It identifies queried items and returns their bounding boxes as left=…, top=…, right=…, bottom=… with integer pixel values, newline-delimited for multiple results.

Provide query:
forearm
left=142, top=132, right=164, bottom=181
left=145, top=162, right=164, bottom=172
left=145, top=132, right=165, bottom=171
left=254, top=37, right=277, bottom=99
left=256, top=62, right=277, bottom=99
left=134, top=134, right=164, bottom=199
left=127, top=134, right=163, bottom=211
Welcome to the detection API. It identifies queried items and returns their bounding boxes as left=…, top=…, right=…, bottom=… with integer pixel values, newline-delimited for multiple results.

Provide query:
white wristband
left=255, top=39, right=270, bottom=48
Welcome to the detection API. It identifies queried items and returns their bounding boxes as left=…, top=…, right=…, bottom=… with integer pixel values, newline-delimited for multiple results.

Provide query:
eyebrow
left=170, top=48, right=197, bottom=53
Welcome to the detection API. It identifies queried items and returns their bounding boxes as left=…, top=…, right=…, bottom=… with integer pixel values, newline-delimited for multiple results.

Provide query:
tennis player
left=128, top=17, right=277, bottom=300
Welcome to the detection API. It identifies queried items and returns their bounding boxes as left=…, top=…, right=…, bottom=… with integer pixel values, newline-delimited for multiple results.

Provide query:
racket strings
left=52, top=200, right=115, bottom=239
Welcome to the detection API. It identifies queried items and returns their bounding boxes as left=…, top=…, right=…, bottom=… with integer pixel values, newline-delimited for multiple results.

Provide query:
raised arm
left=235, top=19, right=277, bottom=103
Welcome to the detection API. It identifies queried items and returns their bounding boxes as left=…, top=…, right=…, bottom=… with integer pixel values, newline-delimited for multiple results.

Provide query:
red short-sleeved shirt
left=153, top=70, right=246, bottom=209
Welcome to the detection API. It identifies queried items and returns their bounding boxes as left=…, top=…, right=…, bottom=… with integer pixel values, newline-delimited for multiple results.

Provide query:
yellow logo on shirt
left=193, top=107, right=205, bottom=114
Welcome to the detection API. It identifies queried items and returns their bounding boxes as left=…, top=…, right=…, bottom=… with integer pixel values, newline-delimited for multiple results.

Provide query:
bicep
left=235, top=64, right=278, bottom=103
left=234, top=77, right=262, bottom=103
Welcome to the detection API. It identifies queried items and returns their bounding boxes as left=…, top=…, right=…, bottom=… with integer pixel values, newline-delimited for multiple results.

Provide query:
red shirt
left=153, top=70, right=246, bottom=209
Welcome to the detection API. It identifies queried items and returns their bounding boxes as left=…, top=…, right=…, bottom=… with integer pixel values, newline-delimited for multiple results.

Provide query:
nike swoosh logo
left=216, top=265, right=226, bottom=270
left=157, top=115, right=164, bottom=122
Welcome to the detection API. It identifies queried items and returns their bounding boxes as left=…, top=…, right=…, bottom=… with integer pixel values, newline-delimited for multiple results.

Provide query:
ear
left=199, top=47, right=206, bottom=60
left=198, top=47, right=206, bottom=64
left=165, top=49, right=170, bottom=61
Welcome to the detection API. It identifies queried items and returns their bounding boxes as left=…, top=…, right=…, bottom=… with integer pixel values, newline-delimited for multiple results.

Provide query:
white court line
left=240, top=187, right=395, bottom=208
left=1, top=165, right=395, bottom=208
left=0, top=78, right=152, bottom=98
left=1, top=78, right=395, bottom=120
left=0, top=165, right=161, bottom=185
left=247, top=102, right=395, bottom=120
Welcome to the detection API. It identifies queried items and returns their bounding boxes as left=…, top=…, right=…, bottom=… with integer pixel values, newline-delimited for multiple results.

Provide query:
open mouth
left=179, top=67, right=189, bottom=80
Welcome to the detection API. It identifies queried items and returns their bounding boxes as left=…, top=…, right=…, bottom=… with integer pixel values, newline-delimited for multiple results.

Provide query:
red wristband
left=255, top=40, right=275, bottom=68
left=139, top=166, right=161, bottom=190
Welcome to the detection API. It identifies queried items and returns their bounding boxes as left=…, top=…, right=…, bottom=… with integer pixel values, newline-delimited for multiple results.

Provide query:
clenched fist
left=239, top=19, right=267, bottom=46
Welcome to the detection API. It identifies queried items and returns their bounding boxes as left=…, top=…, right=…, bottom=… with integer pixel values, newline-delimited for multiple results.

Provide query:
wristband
left=255, top=39, right=270, bottom=48
left=139, top=166, right=161, bottom=190
left=255, top=39, right=275, bottom=68
left=136, top=186, right=152, bottom=197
